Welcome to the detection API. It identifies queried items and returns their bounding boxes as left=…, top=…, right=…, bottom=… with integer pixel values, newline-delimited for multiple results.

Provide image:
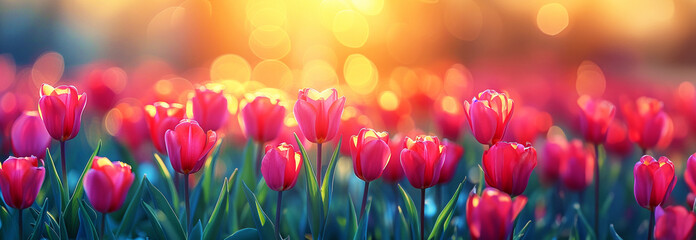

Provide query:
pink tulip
left=466, top=188, right=527, bottom=240
left=0, top=156, right=45, bottom=209
left=654, top=206, right=696, bottom=240
left=293, top=88, right=345, bottom=143
left=577, top=95, right=615, bottom=144
left=381, top=134, right=406, bottom=183
left=38, top=84, right=87, bottom=141
left=11, top=111, right=51, bottom=159
left=539, top=135, right=566, bottom=185
left=83, top=157, right=135, bottom=213
left=434, top=96, right=467, bottom=141
left=437, top=139, right=464, bottom=184
left=240, top=96, right=286, bottom=143
left=191, top=85, right=229, bottom=131
left=400, top=135, right=446, bottom=189
left=621, top=97, right=674, bottom=152
left=145, top=102, right=185, bottom=154
left=633, top=155, right=676, bottom=210
left=463, top=89, right=514, bottom=146
left=261, top=142, right=303, bottom=191
left=482, top=142, right=537, bottom=196
left=350, top=128, right=391, bottom=182
left=560, top=140, right=594, bottom=191
left=685, top=153, right=696, bottom=194
left=165, top=119, right=217, bottom=174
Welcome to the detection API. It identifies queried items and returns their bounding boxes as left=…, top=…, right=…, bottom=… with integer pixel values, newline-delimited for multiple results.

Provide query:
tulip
left=145, top=102, right=185, bottom=154
left=604, top=121, right=633, bottom=158
left=164, top=119, right=217, bottom=233
left=109, top=102, right=150, bottom=162
left=38, top=84, right=87, bottom=191
left=503, top=107, right=552, bottom=145
left=654, top=206, right=696, bottom=240
left=560, top=140, right=594, bottom=191
left=381, top=134, right=406, bottom=183
left=400, top=135, right=446, bottom=240
left=539, top=135, right=566, bottom=185
left=11, top=111, right=51, bottom=159
left=350, top=128, right=390, bottom=218
left=0, top=156, right=45, bottom=240
left=634, top=155, right=677, bottom=240
left=260, top=142, right=302, bottom=238
left=482, top=142, right=537, bottom=197
left=434, top=96, right=467, bottom=141
left=463, top=89, right=514, bottom=146
left=190, top=85, right=229, bottom=131
left=437, top=139, right=464, bottom=184
left=686, top=154, right=696, bottom=194
left=83, top=157, right=134, bottom=237
left=240, top=96, right=286, bottom=177
left=466, top=188, right=527, bottom=240
left=621, top=97, right=674, bottom=153
left=293, top=88, right=345, bottom=188
left=577, top=95, right=615, bottom=144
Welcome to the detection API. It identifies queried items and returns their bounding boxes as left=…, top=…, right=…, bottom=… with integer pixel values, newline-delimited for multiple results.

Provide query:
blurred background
left=2, top=0, right=696, bottom=238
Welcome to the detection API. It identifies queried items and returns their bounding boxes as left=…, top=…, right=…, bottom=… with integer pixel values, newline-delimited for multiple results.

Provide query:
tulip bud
left=11, top=111, right=51, bottom=159
left=145, top=102, right=185, bottom=154
left=400, top=135, right=446, bottom=189
left=190, top=85, right=229, bottom=131
left=293, top=88, right=345, bottom=143
left=165, top=119, right=217, bottom=174
left=560, top=140, right=594, bottom=191
left=482, top=142, right=537, bottom=196
left=434, top=96, right=467, bottom=141
left=240, top=96, right=286, bottom=143
left=685, top=154, right=696, bottom=194
left=0, top=156, right=45, bottom=209
left=350, top=128, right=390, bottom=182
left=621, top=97, right=674, bottom=152
left=539, top=135, right=567, bottom=185
left=38, top=84, right=87, bottom=141
left=381, top=134, right=406, bottom=183
left=83, top=157, right=135, bottom=213
left=437, top=139, right=464, bottom=184
left=577, top=95, right=615, bottom=144
left=261, top=142, right=303, bottom=191
left=654, top=206, right=696, bottom=240
left=463, top=89, right=514, bottom=146
left=633, top=155, right=676, bottom=210
left=466, top=188, right=527, bottom=240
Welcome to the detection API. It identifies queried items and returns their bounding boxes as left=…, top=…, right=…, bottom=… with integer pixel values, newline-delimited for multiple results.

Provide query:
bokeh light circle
left=536, top=3, right=569, bottom=36
left=210, top=54, right=252, bottom=82
left=343, top=54, right=378, bottom=94
left=249, top=25, right=292, bottom=60
left=332, top=9, right=370, bottom=48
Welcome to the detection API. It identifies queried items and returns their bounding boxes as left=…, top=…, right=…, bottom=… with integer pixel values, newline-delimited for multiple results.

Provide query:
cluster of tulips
left=2, top=77, right=696, bottom=240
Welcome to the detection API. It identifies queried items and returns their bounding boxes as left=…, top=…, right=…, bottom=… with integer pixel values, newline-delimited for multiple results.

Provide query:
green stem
left=594, top=144, right=600, bottom=236
left=184, top=173, right=191, bottom=235
left=101, top=212, right=106, bottom=239
left=275, top=191, right=283, bottom=239
left=359, top=181, right=370, bottom=219
left=647, top=209, right=655, bottom=240
left=420, top=188, right=425, bottom=240
left=256, top=141, right=264, bottom=179
left=60, top=140, right=67, bottom=192
left=317, top=143, right=323, bottom=189
left=18, top=209, right=23, bottom=240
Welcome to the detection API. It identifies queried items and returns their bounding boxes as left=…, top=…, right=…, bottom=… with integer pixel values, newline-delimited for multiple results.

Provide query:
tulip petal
left=294, top=100, right=318, bottom=142
left=84, top=169, right=114, bottom=213
left=38, top=95, right=67, bottom=141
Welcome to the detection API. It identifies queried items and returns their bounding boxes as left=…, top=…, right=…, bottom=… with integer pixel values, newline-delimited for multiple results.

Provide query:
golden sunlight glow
left=154, top=79, right=174, bottom=95
left=251, top=60, right=293, bottom=90
left=211, top=54, right=251, bottom=82
left=246, top=0, right=287, bottom=28
left=344, top=54, right=378, bottom=94
left=378, top=91, right=399, bottom=111
left=443, top=0, right=482, bottom=41
left=350, top=0, right=383, bottom=16
left=576, top=61, right=606, bottom=97
left=301, top=60, right=339, bottom=90
left=104, top=108, right=122, bottom=136
left=32, top=52, right=64, bottom=88
left=536, top=3, right=569, bottom=36
left=249, top=25, right=292, bottom=60
left=332, top=9, right=369, bottom=48
left=440, top=96, right=461, bottom=114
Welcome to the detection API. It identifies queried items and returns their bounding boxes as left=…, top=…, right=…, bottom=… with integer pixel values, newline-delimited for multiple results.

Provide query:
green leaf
left=45, top=223, right=59, bottom=240
left=141, top=202, right=168, bottom=240
left=145, top=177, right=187, bottom=240
left=242, top=182, right=276, bottom=240
left=294, top=133, right=323, bottom=240
left=203, top=171, right=236, bottom=240
left=203, top=139, right=224, bottom=204
left=225, top=228, right=261, bottom=240
left=29, top=199, right=48, bottom=240
left=154, top=153, right=180, bottom=210
left=77, top=201, right=99, bottom=240
left=477, top=165, right=484, bottom=196
left=235, top=140, right=257, bottom=215
left=46, top=148, right=68, bottom=211
left=428, top=179, right=465, bottom=240
left=191, top=220, right=203, bottom=240
left=353, top=199, right=371, bottom=240
left=573, top=203, right=596, bottom=239
left=321, top=138, right=342, bottom=215
left=397, top=206, right=411, bottom=240
left=609, top=224, right=623, bottom=240
left=397, top=184, right=420, bottom=240
left=513, top=220, right=531, bottom=240
left=65, top=140, right=101, bottom=237
left=116, top=175, right=147, bottom=237
left=346, top=196, right=358, bottom=239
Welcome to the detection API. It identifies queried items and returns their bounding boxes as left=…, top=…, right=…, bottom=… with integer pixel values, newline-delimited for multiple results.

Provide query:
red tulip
left=560, top=140, right=594, bottom=191
left=261, top=142, right=303, bottom=191
left=437, top=139, right=464, bottom=184
left=190, top=85, right=229, bottom=131
left=108, top=102, right=150, bottom=162
left=11, top=111, right=51, bottom=159
left=482, top=142, right=537, bottom=196
left=350, top=128, right=390, bottom=182
left=621, top=97, right=674, bottom=152
left=164, top=119, right=217, bottom=174
left=434, top=96, right=466, bottom=141
left=685, top=153, right=696, bottom=194
left=83, top=157, right=135, bottom=213
left=466, top=188, right=527, bottom=240
left=0, top=92, right=21, bottom=141
left=463, top=89, right=514, bottom=146
left=84, top=65, right=125, bottom=114
left=633, top=155, right=676, bottom=210
left=577, top=95, right=615, bottom=144
left=539, top=135, right=567, bottom=184
left=503, top=107, right=552, bottom=144
left=338, top=107, right=371, bottom=155
left=0, top=156, right=45, bottom=209
left=240, top=96, right=286, bottom=143
left=381, top=134, right=406, bottom=183
left=38, top=84, right=87, bottom=141
left=400, top=135, right=446, bottom=189
left=654, top=206, right=696, bottom=240
left=604, top=121, right=633, bottom=158
left=293, top=88, right=345, bottom=143
left=145, top=102, right=185, bottom=154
